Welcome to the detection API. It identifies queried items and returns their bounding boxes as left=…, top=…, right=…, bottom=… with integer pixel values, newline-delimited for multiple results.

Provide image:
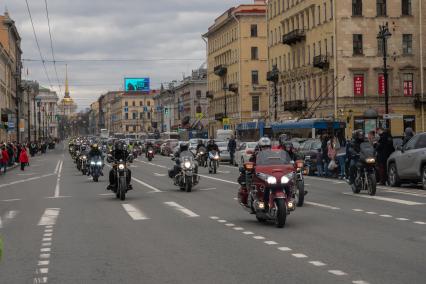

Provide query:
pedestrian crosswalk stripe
left=122, top=204, right=149, bottom=220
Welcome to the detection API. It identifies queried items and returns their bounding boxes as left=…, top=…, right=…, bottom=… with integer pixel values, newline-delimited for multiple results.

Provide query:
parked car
left=387, top=132, right=426, bottom=189
left=235, top=142, right=257, bottom=167
left=217, top=141, right=231, bottom=162
left=297, top=139, right=322, bottom=175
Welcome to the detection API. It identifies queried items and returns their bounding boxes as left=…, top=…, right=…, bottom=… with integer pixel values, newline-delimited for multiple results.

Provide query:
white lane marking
left=264, top=241, right=278, bottom=245
left=38, top=260, right=49, bottom=266
left=414, top=221, right=426, bottom=225
left=233, top=227, right=244, bottom=231
left=45, top=225, right=53, bottom=229
left=278, top=247, right=292, bottom=251
left=253, top=236, right=265, bottom=240
left=34, top=277, right=48, bottom=283
left=122, top=204, right=150, bottom=220
left=38, top=208, right=60, bottom=226
left=53, top=161, right=63, bottom=198
left=218, top=219, right=227, bottom=223
left=209, top=216, right=219, bottom=220
left=154, top=173, right=167, bottom=177
left=42, top=243, right=51, bottom=247
left=137, top=160, right=167, bottom=169
left=352, top=209, right=364, bottom=212
left=305, top=201, right=340, bottom=210
left=0, top=173, right=56, bottom=189
left=198, top=174, right=239, bottom=185
left=396, top=218, right=410, bottom=221
left=0, top=210, right=19, bottom=228
left=199, top=188, right=216, bottom=191
left=243, top=231, right=254, bottom=235
left=328, top=270, right=347, bottom=276
left=225, top=223, right=235, bottom=227
left=164, top=201, right=199, bottom=217
left=99, top=193, right=115, bottom=196
left=1, top=198, right=21, bottom=202
left=45, top=196, right=72, bottom=199
left=343, top=193, right=425, bottom=206
left=352, top=281, right=370, bottom=284
left=43, top=233, right=53, bottom=237
left=42, top=238, right=52, bottom=242
left=38, top=268, right=49, bottom=274
left=366, top=212, right=377, bottom=215
left=292, top=253, right=308, bottom=258
left=54, top=160, right=60, bottom=174
left=309, top=261, right=327, bottom=267
left=233, top=197, right=238, bottom=200
left=40, top=248, right=51, bottom=252
left=39, top=254, right=50, bottom=259
left=379, top=214, right=393, bottom=218
left=218, top=171, right=230, bottom=174
left=382, top=188, right=426, bottom=198
left=132, top=177, right=163, bottom=193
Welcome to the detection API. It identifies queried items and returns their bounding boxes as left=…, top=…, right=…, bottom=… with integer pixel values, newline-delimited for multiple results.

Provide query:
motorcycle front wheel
left=274, top=199, right=287, bottom=228
left=185, top=176, right=192, bottom=192
left=367, top=174, right=377, bottom=196
left=119, top=176, right=126, bottom=201
left=295, top=180, right=305, bottom=207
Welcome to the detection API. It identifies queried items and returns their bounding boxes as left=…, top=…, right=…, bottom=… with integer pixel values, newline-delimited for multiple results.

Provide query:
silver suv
left=387, top=133, right=426, bottom=189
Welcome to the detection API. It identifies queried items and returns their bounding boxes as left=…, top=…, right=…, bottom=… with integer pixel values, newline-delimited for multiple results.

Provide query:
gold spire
left=64, top=64, right=70, bottom=98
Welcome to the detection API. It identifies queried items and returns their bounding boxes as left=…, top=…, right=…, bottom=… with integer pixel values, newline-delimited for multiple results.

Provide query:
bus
left=271, top=119, right=346, bottom=139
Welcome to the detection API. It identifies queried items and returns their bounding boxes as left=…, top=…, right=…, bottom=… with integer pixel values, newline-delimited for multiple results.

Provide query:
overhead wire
left=22, top=58, right=205, bottom=63
left=24, top=0, right=54, bottom=89
left=43, top=0, right=62, bottom=94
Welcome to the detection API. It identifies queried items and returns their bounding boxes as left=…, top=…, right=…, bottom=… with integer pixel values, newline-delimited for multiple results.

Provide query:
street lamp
left=223, top=83, right=228, bottom=118
left=267, top=65, right=280, bottom=122
left=377, top=22, right=392, bottom=129
left=36, top=98, right=41, bottom=141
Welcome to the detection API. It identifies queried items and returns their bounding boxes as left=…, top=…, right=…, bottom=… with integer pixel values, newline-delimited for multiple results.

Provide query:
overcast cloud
left=3, top=0, right=250, bottom=109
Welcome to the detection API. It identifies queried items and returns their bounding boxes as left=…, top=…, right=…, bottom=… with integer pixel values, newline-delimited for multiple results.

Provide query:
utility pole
left=267, top=65, right=280, bottom=122
left=377, top=22, right=392, bottom=129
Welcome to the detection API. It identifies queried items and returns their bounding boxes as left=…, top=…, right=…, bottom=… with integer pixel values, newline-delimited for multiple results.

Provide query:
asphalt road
left=0, top=144, right=425, bottom=284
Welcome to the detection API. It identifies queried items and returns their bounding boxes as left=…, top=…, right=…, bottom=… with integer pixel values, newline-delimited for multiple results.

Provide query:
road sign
left=222, top=118, right=230, bottom=125
left=383, top=113, right=403, bottom=119
left=19, top=119, right=25, bottom=133
left=7, top=121, right=15, bottom=129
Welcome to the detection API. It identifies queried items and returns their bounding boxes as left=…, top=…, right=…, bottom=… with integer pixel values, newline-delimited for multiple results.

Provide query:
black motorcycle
left=171, top=152, right=199, bottom=192
left=89, top=156, right=103, bottom=182
left=351, top=142, right=377, bottom=196
left=196, top=147, right=207, bottom=167
left=107, top=155, right=133, bottom=201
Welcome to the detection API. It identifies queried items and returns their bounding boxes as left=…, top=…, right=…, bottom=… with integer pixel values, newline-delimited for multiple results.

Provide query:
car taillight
left=246, top=150, right=253, bottom=155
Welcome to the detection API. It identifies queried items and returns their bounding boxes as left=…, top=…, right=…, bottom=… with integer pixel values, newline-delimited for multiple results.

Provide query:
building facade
left=0, top=11, right=22, bottom=142
left=154, top=84, right=176, bottom=133
left=267, top=0, right=426, bottom=136
left=203, top=0, right=269, bottom=137
left=35, top=87, right=59, bottom=139
left=58, top=66, right=77, bottom=118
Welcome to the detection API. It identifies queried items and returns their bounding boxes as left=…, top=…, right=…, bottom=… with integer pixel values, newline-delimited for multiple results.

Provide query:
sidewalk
left=0, top=163, right=19, bottom=175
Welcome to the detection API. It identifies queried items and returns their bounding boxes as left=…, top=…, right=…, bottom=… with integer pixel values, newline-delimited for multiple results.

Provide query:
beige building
left=203, top=0, right=269, bottom=136
left=0, top=11, right=22, bottom=142
left=268, top=0, right=426, bottom=136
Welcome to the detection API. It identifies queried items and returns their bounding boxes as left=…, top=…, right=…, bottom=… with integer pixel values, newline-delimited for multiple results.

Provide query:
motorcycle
left=89, top=156, right=103, bottom=182
left=351, top=142, right=377, bottom=196
left=79, top=154, right=88, bottom=175
left=238, top=150, right=304, bottom=228
left=107, top=155, right=133, bottom=201
left=196, top=147, right=207, bottom=168
left=171, top=153, right=199, bottom=192
left=208, top=150, right=220, bottom=174
left=146, top=147, right=155, bottom=161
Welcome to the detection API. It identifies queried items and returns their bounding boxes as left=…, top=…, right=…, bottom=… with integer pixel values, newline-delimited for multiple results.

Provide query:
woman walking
left=19, top=147, right=29, bottom=171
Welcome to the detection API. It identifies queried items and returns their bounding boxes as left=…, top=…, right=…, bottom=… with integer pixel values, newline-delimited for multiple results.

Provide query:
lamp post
left=223, top=83, right=228, bottom=118
left=377, top=22, right=392, bottom=129
left=267, top=65, right=280, bottom=122
left=36, top=99, right=41, bottom=141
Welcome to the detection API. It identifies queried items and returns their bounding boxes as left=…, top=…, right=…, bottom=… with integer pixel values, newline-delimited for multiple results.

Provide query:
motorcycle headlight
left=96, top=161, right=102, bottom=166
left=281, top=173, right=294, bottom=184
left=214, top=155, right=219, bottom=160
left=90, top=161, right=95, bottom=165
left=267, top=176, right=277, bottom=184
left=82, top=156, right=87, bottom=160
left=366, top=158, right=376, bottom=164
left=148, top=150, right=153, bottom=153
left=118, top=164, right=125, bottom=170
left=199, top=151, right=204, bottom=155
left=184, top=161, right=192, bottom=169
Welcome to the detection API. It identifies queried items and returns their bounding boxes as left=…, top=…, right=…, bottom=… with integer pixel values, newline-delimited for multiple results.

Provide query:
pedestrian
left=316, top=148, right=324, bottom=177
left=19, top=147, right=29, bottom=171
left=1, top=145, right=10, bottom=174
left=321, top=134, right=330, bottom=177
left=228, top=135, right=237, bottom=165
left=327, top=137, right=338, bottom=177
left=403, top=127, right=414, bottom=145
left=336, top=137, right=347, bottom=179
left=376, top=129, right=394, bottom=185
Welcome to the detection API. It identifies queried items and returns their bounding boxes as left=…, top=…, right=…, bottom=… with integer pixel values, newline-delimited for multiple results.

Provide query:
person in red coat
left=1, top=145, right=9, bottom=174
left=19, top=147, right=29, bottom=171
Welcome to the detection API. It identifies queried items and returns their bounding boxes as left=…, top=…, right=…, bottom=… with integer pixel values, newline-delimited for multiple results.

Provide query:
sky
left=3, top=0, right=251, bottom=109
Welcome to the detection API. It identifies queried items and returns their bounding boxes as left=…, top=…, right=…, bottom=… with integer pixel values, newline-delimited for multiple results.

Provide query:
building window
left=132, top=112, right=137, bottom=120
left=126, top=125, right=129, bottom=132
left=330, top=0, right=334, bottom=19
left=353, top=34, right=363, bottom=55
left=147, top=101, right=151, bottom=106
left=403, top=73, right=414, bottom=96
left=140, top=112, right=143, bottom=119
left=402, top=0, right=412, bottom=16
left=251, top=70, right=259, bottom=85
left=139, top=101, right=143, bottom=106
left=377, top=38, right=387, bottom=56
left=324, top=3, right=327, bottom=22
left=125, top=113, right=129, bottom=120
left=331, top=36, right=334, bottom=56
left=252, top=96, right=260, bottom=112
left=251, top=47, right=259, bottom=60
left=124, top=101, right=128, bottom=107
left=377, top=0, right=386, bottom=16
left=352, top=0, right=362, bottom=16
left=251, top=24, right=258, bottom=37
left=196, top=90, right=202, bottom=98
left=132, top=101, right=135, bottom=107
left=402, top=34, right=413, bottom=55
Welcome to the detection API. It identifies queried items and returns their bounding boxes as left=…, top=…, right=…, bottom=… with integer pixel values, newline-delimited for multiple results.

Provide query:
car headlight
left=184, top=161, right=192, bottom=169
left=366, top=158, right=376, bottom=164
left=96, top=161, right=102, bottom=166
left=118, top=164, right=125, bottom=170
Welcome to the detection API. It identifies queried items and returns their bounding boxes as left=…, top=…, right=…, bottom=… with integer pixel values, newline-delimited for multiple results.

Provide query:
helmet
left=258, top=137, right=272, bottom=150
left=208, top=139, right=215, bottom=145
left=115, top=141, right=123, bottom=151
left=278, top=134, right=289, bottom=146
left=352, top=130, right=364, bottom=143
left=92, top=144, right=98, bottom=150
left=179, top=142, right=189, bottom=152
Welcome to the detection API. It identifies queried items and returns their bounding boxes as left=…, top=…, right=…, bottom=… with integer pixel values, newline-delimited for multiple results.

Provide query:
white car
left=235, top=142, right=257, bottom=167
left=216, top=141, right=231, bottom=162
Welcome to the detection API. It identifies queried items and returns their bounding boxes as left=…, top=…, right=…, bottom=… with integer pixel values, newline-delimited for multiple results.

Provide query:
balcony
left=228, top=83, right=238, bottom=93
left=215, top=112, right=225, bottom=121
left=282, top=29, right=306, bottom=45
left=214, top=65, right=227, bottom=77
left=313, top=55, right=329, bottom=70
left=284, top=100, right=308, bottom=112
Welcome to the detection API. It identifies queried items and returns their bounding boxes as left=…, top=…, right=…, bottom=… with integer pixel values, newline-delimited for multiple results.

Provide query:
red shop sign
left=378, top=74, right=385, bottom=96
left=403, top=80, right=413, bottom=96
left=354, top=75, right=364, bottom=97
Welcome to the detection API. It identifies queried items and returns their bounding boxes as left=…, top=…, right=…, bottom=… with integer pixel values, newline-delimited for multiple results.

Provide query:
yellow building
left=267, top=0, right=426, bottom=136
left=203, top=0, right=269, bottom=136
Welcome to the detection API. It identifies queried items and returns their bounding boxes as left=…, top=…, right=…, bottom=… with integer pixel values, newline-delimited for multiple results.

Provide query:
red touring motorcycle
left=238, top=150, right=305, bottom=228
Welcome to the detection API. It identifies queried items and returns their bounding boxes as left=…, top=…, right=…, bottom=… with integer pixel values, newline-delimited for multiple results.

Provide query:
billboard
left=124, top=78, right=150, bottom=92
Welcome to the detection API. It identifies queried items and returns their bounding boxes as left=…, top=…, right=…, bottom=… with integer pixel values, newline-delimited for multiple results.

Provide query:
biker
left=249, top=137, right=272, bottom=163
left=196, top=139, right=206, bottom=152
left=107, top=141, right=132, bottom=191
left=169, top=142, right=198, bottom=178
left=206, top=139, right=219, bottom=168
left=278, top=136, right=296, bottom=161
left=347, top=130, right=365, bottom=185
left=145, top=140, right=154, bottom=158
left=87, top=144, right=104, bottom=176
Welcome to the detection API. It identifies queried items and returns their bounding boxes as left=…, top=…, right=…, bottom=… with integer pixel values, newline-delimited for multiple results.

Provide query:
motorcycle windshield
left=256, top=150, right=292, bottom=166
left=180, top=150, right=194, bottom=159
left=360, top=142, right=376, bottom=160
left=198, top=147, right=206, bottom=153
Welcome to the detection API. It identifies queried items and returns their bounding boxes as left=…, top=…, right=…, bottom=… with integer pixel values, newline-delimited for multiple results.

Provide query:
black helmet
left=180, top=142, right=189, bottom=152
left=198, top=139, right=203, bottom=145
left=115, top=141, right=123, bottom=151
left=208, top=139, right=215, bottom=145
left=278, top=134, right=289, bottom=146
left=352, top=130, right=364, bottom=143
